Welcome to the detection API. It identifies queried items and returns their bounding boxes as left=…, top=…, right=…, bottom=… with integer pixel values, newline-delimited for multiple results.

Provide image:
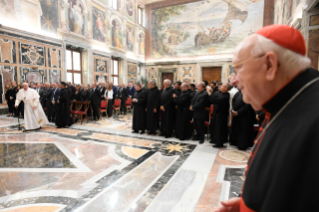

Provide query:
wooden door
left=162, top=73, right=174, bottom=85
left=202, top=67, right=222, bottom=84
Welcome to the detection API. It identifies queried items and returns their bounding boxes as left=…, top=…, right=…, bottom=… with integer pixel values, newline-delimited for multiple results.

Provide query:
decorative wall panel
left=48, top=48, right=61, bottom=68
left=93, top=54, right=110, bottom=84
left=49, top=70, right=61, bottom=84
left=20, top=67, right=47, bottom=83
left=19, top=43, right=45, bottom=66
left=0, top=39, right=16, bottom=64
left=127, top=63, right=138, bottom=83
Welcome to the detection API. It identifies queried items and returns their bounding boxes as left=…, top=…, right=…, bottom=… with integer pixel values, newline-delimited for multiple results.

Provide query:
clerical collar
left=263, top=68, right=319, bottom=114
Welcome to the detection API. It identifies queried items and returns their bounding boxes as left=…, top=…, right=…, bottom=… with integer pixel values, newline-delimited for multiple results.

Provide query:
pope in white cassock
left=15, top=83, right=49, bottom=130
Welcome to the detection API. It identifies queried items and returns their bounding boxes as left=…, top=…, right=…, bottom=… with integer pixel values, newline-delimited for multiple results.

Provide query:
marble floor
left=0, top=114, right=248, bottom=212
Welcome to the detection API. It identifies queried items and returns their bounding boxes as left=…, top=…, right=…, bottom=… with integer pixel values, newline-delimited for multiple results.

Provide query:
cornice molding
left=0, top=25, right=62, bottom=45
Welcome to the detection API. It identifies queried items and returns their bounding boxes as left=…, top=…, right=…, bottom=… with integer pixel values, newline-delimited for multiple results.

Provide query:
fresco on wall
left=20, top=67, right=47, bottom=83
left=151, top=0, right=264, bottom=58
left=95, top=58, right=108, bottom=73
left=138, top=33, right=145, bottom=55
left=40, top=0, right=59, bottom=33
left=125, top=0, right=135, bottom=21
left=0, top=39, right=16, bottom=64
left=111, top=18, right=123, bottom=49
left=49, top=69, right=61, bottom=83
left=308, top=29, right=319, bottom=70
left=96, top=75, right=107, bottom=83
left=68, top=0, right=85, bottom=35
left=0, top=0, right=22, bottom=20
left=93, top=7, right=107, bottom=42
left=19, top=43, right=45, bottom=66
left=126, top=25, right=135, bottom=52
left=48, top=48, right=61, bottom=68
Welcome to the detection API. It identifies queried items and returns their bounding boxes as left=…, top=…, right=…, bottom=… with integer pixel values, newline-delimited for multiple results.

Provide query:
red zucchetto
left=256, top=25, right=306, bottom=56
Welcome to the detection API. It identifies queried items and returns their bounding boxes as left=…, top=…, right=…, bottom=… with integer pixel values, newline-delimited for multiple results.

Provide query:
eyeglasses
left=231, top=54, right=266, bottom=68
left=231, top=53, right=281, bottom=69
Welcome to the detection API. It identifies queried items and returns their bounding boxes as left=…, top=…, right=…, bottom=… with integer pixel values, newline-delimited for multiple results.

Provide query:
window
left=111, top=0, right=118, bottom=10
left=66, top=49, right=82, bottom=84
left=138, top=7, right=143, bottom=25
left=112, top=58, right=119, bottom=85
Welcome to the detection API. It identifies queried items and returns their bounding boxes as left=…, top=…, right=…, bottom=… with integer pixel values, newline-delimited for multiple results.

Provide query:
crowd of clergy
left=132, top=79, right=261, bottom=150
left=4, top=78, right=262, bottom=150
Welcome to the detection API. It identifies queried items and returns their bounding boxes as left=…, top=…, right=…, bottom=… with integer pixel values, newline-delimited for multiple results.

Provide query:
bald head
left=181, top=83, right=188, bottom=91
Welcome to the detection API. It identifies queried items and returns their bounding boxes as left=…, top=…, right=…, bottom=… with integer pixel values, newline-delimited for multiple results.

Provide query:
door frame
left=197, top=61, right=230, bottom=83
left=202, top=67, right=222, bottom=83
left=158, top=68, right=177, bottom=85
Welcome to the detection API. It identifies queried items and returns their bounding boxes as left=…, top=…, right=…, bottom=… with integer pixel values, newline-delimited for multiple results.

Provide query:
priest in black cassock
left=173, top=81, right=181, bottom=135
left=55, top=82, right=73, bottom=128
left=145, top=80, right=160, bottom=135
left=160, top=79, right=174, bottom=138
left=208, top=83, right=230, bottom=148
left=229, top=90, right=254, bottom=150
left=208, top=82, right=220, bottom=143
left=190, top=82, right=208, bottom=144
left=214, top=25, right=319, bottom=212
left=173, top=83, right=191, bottom=140
left=132, top=83, right=146, bottom=134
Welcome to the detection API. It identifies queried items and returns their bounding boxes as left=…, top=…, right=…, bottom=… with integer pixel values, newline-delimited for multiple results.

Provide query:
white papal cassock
left=15, top=88, right=49, bottom=130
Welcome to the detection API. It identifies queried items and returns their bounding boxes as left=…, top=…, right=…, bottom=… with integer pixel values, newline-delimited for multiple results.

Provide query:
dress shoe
left=213, top=144, right=224, bottom=148
left=165, top=135, right=172, bottom=138
left=140, top=130, right=145, bottom=134
left=192, top=137, right=199, bottom=141
left=199, top=140, right=204, bottom=144
left=132, top=130, right=138, bottom=133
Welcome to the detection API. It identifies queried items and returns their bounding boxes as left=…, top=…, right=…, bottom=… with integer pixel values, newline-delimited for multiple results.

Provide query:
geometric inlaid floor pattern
left=0, top=115, right=248, bottom=212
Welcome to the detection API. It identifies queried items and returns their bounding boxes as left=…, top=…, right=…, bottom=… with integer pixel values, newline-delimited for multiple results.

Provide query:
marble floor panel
left=0, top=115, right=248, bottom=212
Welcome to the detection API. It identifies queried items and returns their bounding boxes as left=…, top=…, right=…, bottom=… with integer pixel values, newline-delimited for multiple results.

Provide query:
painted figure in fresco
left=69, top=0, right=84, bottom=35
left=126, top=0, right=134, bottom=17
left=93, top=10, right=106, bottom=42
left=112, top=20, right=123, bottom=49
left=126, top=27, right=134, bottom=52
left=2, top=0, right=22, bottom=19
left=139, top=33, right=145, bottom=55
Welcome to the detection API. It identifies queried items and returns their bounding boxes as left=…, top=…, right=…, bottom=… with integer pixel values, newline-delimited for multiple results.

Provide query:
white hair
left=149, top=79, right=156, bottom=85
left=242, top=34, right=311, bottom=73
left=164, top=79, right=171, bottom=85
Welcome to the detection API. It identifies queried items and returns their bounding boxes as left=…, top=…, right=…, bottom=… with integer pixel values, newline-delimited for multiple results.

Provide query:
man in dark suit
left=36, top=83, right=45, bottom=108
left=50, top=83, right=61, bottom=122
left=91, top=83, right=101, bottom=120
left=46, top=83, right=54, bottom=121
left=30, top=82, right=36, bottom=89
left=99, top=82, right=106, bottom=99
left=128, top=82, right=136, bottom=98
left=117, top=83, right=129, bottom=115
left=160, top=79, right=175, bottom=138
left=190, top=82, right=208, bottom=144
left=111, top=82, right=118, bottom=102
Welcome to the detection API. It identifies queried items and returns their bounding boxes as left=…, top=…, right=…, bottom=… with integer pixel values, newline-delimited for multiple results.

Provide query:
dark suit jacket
left=51, top=88, right=61, bottom=103
left=191, top=90, right=208, bottom=119
left=128, top=86, right=135, bottom=97
left=91, top=88, right=101, bottom=106
left=117, top=87, right=128, bottom=101
left=113, top=86, right=118, bottom=99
